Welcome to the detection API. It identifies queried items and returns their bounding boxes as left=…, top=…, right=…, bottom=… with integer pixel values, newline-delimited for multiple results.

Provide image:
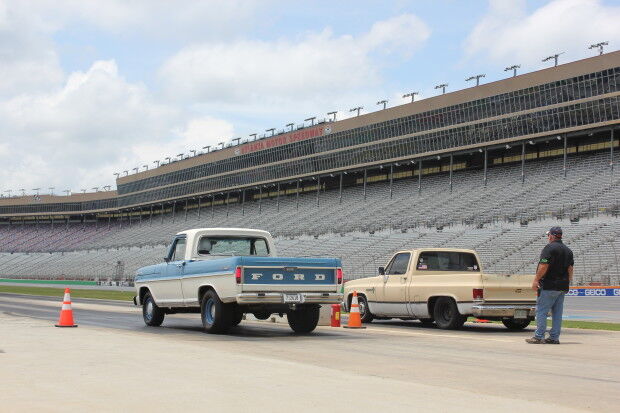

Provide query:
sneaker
left=525, top=337, right=545, bottom=344
left=544, top=338, right=560, bottom=344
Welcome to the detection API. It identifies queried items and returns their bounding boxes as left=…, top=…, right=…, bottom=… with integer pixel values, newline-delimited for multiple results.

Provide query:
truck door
left=375, top=252, right=411, bottom=316
left=155, top=236, right=186, bottom=305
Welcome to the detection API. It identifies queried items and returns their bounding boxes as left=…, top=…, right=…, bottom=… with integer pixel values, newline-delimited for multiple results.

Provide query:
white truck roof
left=176, top=228, right=277, bottom=260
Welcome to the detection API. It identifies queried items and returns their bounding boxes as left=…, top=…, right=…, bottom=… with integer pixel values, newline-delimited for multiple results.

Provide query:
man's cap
left=546, top=226, right=563, bottom=237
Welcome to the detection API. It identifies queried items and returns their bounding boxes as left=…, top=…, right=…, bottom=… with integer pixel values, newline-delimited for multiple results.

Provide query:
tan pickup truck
left=343, top=248, right=536, bottom=330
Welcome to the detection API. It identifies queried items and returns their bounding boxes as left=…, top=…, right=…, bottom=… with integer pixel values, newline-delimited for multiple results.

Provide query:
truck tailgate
left=239, top=256, right=340, bottom=292
left=481, top=273, right=536, bottom=302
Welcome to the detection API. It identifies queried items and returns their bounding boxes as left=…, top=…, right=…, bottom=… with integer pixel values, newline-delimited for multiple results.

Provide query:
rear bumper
left=472, top=303, right=536, bottom=318
left=236, top=292, right=343, bottom=305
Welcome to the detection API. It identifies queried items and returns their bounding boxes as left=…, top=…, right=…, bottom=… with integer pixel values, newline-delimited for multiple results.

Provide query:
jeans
left=534, top=289, right=566, bottom=340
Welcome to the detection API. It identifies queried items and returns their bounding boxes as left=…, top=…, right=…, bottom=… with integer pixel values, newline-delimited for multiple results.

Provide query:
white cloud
left=159, top=14, right=431, bottom=106
left=464, top=0, right=620, bottom=68
left=0, top=60, right=192, bottom=192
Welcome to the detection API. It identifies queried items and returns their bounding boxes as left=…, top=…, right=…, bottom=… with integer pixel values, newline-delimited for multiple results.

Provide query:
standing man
left=526, top=227, right=574, bottom=344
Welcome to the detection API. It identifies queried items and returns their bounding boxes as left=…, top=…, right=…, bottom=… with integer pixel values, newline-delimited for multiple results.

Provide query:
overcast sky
left=1, top=0, right=619, bottom=196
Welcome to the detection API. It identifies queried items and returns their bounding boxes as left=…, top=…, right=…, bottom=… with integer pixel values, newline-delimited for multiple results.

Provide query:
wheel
left=142, top=292, right=165, bottom=327
left=433, top=297, right=467, bottom=330
left=502, top=318, right=531, bottom=330
left=287, top=305, right=320, bottom=334
left=201, top=290, right=234, bottom=334
left=419, top=318, right=435, bottom=327
left=231, top=310, right=243, bottom=327
left=357, top=295, right=374, bottom=323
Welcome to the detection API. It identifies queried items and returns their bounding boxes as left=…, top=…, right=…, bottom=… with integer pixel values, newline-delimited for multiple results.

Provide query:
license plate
left=283, top=293, right=303, bottom=303
left=514, top=309, right=528, bottom=319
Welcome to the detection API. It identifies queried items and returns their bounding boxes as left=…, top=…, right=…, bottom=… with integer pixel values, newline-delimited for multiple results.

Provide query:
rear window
left=417, top=251, right=479, bottom=272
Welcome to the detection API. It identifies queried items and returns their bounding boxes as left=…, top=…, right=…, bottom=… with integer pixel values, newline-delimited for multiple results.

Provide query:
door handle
left=176, top=262, right=185, bottom=268
left=402, top=277, right=407, bottom=281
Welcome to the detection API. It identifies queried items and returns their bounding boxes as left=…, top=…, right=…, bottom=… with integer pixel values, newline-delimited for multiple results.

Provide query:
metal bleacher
left=1, top=150, right=619, bottom=285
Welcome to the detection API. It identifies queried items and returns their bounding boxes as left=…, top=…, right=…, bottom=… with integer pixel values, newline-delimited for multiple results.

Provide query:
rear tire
left=502, top=318, right=531, bottom=330
left=142, top=292, right=165, bottom=327
left=419, top=318, right=435, bottom=327
left=287, top=305, right=320, bottom=334
left=357, top=295, right=374, bottom=323
left=201, top=290, right=233, bottom=334
left=232, top=310, right=243, bottom=327
left=433, top=297, right=467, bottom=330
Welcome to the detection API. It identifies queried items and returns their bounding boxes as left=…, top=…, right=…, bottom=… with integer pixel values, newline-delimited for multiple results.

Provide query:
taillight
left=235, top=266, right=242, bottom=284
left=337, top=268, right=343, bottom=284
left=473, top=288, right=484, bottom=300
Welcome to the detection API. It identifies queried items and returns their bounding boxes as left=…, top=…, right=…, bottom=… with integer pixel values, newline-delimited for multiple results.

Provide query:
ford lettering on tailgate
left=243, top=267, right=335, bottom=284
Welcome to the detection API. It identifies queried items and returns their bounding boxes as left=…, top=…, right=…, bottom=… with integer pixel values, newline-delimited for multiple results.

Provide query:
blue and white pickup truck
left=134, top=228, right=343, bottom=334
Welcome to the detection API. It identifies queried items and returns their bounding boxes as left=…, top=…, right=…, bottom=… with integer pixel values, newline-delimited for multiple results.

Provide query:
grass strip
left=468, top=317, right=620, bottom=331
left=0, top=285, right=134, bottom=301
left=0, top=278, right=97, bottom=285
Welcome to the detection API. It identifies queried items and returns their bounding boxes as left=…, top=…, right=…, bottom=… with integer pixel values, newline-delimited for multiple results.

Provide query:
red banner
left=240, top=126, right=325, bottom=155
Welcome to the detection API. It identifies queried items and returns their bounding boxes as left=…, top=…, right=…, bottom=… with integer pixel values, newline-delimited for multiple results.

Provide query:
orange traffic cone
left=343, top=291, right=366, bottom=329
left=473, top=318, right=491, bottom=323
left=55, top=288, right=78, bottom=328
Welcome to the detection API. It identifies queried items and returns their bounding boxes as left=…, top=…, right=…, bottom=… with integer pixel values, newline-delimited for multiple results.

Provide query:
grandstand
left=1, top=51, right=620, bottom=285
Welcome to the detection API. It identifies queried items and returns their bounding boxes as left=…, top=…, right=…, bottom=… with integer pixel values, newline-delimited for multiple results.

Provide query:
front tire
left=142, top=292, right=165, bottom=327
left=357, top=295, right=374, bottom=323
left=287, top=305, right=320, bottom=334
left=433, top=297, right=467, bottom=330
left=201, top=290, right=233, bottom=334
left=502, top=318, right=531, bottom=330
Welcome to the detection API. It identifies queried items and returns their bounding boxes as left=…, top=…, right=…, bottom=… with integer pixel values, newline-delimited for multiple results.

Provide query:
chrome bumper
left=472, top=304, right=536, bottom=318
left=236, top=292, right=343, bottom=305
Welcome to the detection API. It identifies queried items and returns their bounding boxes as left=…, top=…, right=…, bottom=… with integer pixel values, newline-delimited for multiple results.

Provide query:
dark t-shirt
left=539, top=240, right=574, bottom=291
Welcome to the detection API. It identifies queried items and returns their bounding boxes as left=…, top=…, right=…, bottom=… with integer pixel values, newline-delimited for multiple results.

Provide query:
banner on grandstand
left=240, top=126, right=325, bottom=155
left=567, top=287, right=620, bottom=297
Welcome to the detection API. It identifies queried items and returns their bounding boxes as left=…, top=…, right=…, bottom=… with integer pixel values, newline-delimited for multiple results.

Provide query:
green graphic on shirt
left=540, top=258, right=549, bottom=263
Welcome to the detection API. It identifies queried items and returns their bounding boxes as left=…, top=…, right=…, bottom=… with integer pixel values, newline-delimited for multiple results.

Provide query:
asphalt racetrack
left=1, top=293, right=619, bottom=412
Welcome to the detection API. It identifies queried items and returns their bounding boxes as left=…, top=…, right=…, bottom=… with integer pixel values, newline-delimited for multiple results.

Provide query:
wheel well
left=139, top=287, right=150, bottom=304
left=197, top=285, right=215, bottom=304
left=428, top=295, right=457, bottom=316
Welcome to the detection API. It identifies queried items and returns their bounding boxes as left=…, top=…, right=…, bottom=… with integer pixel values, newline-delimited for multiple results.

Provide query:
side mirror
left=378, top=266, right=385, bottom=275
left=164, top=257, right=170, bottom=263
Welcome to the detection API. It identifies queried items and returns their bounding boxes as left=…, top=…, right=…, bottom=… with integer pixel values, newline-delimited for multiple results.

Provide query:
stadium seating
left=1, top=150, right=619, bottom=285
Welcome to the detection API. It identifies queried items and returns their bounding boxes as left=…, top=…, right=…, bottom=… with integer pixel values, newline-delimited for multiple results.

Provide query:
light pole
left=403, top=92, right=419, bottom=102
left=32, top=188, right=40, bottom=195
left=5, top=190, right=12, bottom=197
left=63, top=189, right=71, bottom=196
left=132, top=167, right=139, bottom=174
left=249, top=134, right=257, bottom=141
left=327, top=111, right=337, bottom=122
left=377, top=100, right=388, bottom=110
left=434, top=83, right=448, bottom=94
left=265, top=128, right=275, bottom=136
left=286, top=123, right=294, bottom=132
left=504, top=64, right=520, bottom=77
left=92, top=187, right=99, bottom=192
left=19, top=189, right=25, bottom=196
left=114, top=172, right=120, bottom=179
left=349, top=106, right=363, bottom=117
left=465, top=74, right=485, bottom=86
left=189, top=149, right=196, bottom=156
left=103, top=185, right=111, bottom=191
left=542, top=53, right=564, bottom=67
left=143, top=164, right=148, bottom=171
left=123, top=170, right=129, bottom=176
left=48, top=187, right=54, bottom=195
left=304, top=117, right=316, bottom=126
left=176, top=153, right=183, bottom=161
left=81, top=188, right=87, bottom=194
left=153, top=160, right=160, bottom=168
left=232, top=137, right=241, bottom=145
left=218, top=142, right=225, bottom=150
left=202, top=145, right=211, bottom=153
left=164, top=157, right=171, bottom=164
left=589, top=41, right=609, bottom=56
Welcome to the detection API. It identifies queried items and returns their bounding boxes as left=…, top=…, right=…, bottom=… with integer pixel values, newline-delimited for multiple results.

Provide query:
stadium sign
left=567, top=287, right=620, bottom=297
left=240, top=126, right=325, bottom=155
